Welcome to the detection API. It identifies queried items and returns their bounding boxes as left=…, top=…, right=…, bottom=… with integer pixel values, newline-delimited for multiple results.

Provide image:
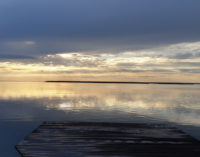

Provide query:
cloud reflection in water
left=0, top=82, right=200, bottom=126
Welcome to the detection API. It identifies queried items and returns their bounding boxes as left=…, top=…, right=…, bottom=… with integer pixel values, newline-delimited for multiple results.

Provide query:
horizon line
left=45, top=81, right=200, bottom=85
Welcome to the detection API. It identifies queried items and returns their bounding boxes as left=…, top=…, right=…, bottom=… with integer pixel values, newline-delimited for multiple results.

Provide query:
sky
left=0, top=0, right=200, bottom=82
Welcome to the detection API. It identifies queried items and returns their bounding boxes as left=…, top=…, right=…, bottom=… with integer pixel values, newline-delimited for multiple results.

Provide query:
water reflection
left=0, top=82, right=200, bottom=126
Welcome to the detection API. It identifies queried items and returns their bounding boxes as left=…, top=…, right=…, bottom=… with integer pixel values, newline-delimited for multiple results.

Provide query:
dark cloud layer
left=170, top=52, right=200, bottom=59
left=0, top=54, right=34, bottom=60
left=0, top=0, right=200, bottom=57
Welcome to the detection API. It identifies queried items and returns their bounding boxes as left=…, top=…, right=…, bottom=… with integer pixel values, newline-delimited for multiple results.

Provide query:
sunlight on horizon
left=0, top=41, right=200, bottom=82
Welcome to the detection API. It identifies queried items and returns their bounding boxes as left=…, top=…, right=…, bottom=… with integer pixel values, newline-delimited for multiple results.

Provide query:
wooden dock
left=16, top=122, right=200, bottom=157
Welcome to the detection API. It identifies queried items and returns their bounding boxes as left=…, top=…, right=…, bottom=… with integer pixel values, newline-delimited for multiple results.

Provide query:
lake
left=0, top=82, right=200, bottom=157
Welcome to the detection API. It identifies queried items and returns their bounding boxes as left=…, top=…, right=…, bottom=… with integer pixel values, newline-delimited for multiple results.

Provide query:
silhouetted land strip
left=16, top=122, right=200, bottom=157
left=46, top=81, right=200, bottom=85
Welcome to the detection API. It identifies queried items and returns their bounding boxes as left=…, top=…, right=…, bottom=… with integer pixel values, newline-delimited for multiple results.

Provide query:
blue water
left=0, top=82, right=200, bottom=157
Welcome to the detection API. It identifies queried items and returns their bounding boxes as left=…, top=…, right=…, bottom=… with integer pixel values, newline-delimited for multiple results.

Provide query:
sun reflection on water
left=0, top=82, right=200, bottom=125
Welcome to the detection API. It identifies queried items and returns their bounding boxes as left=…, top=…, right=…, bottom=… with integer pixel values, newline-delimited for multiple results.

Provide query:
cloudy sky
left=0, top=0, right=200, bottom=82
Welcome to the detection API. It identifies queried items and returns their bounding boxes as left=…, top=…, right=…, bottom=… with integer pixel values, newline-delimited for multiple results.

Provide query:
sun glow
left=57, top=53, right=74, bottom=58
left=1, top=41, right=200, bottom=82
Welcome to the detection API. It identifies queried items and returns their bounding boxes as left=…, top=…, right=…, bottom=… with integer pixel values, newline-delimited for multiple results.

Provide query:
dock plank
left=16, top=122, right=200, bottom=157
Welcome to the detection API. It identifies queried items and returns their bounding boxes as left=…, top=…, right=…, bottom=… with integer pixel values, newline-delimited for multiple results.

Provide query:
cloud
left=3, top=41, right=36, bottom=47
left=0, top=54, right=35, bottom=60
left=116, top=63, right=137, bottom=67
left=0, top=1, right=200, bottom=81
left=23, top=41, right=35, bottom=45
left=179, top=69, right=200, bottom=73
left=43, top=53, right=105, bottom=67
left=0, top=0, right=200, bottom=56
left=169, top=52, right=200, bottom=59
left=170, top=53, right=194, bottom=59
left=1, top=44, right=200, bottom=75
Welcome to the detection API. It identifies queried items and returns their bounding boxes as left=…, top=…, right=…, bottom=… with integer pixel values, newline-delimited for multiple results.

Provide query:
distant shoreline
left=46, top=81, right=200, bottom=85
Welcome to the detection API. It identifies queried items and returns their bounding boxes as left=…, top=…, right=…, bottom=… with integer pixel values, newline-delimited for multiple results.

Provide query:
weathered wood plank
left=16, top=122, right=200, bottom=157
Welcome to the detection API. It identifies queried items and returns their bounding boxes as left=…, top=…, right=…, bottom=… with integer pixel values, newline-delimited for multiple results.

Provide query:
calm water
left=0, top=82, right=200, bottom=157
